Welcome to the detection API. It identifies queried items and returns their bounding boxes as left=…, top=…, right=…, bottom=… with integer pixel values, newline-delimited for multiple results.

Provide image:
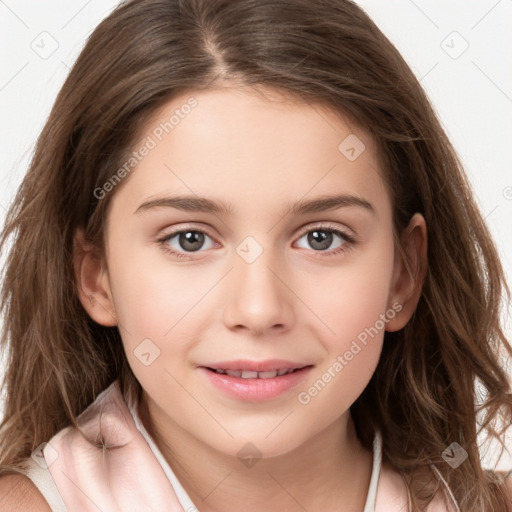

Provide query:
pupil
left=179, top=231, right=204, bottom=252
left=308, top=230, right=332, bottom=250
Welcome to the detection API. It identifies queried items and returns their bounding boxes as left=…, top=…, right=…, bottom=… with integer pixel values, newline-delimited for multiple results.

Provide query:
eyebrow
left=134, top=193, right=375, bottom=217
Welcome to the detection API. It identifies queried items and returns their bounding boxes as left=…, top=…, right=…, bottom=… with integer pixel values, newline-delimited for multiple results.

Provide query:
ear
left=385, top=213, right=427, bottom=332
left=73, top=227, right=117, bottom=326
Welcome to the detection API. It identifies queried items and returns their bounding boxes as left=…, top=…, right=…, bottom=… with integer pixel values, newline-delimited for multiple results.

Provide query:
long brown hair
left=1, top=0, right=511, bottom=509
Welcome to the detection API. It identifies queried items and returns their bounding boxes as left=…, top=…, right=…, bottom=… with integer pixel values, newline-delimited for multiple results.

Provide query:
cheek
left=296, top=261, right=395, bottom=416
left=109, top=251, right=202, bottom=407
left=107, top=238, right=201, bottom=334
left=306, top=240, right=395, bottom=348
left=330, top=272, right=392, bottom=342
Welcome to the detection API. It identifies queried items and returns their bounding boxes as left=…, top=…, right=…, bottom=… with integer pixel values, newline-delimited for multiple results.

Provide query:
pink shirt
left=21, top=380, right=460, bottom=511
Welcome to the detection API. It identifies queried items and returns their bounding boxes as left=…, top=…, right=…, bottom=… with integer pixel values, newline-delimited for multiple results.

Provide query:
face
left=76, top=85, right=424, bottom=460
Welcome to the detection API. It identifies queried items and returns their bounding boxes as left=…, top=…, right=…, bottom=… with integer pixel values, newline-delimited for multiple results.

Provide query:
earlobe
left=386, top=213, right=427, bottom=332
left=73, top=228, right=117, bottom=327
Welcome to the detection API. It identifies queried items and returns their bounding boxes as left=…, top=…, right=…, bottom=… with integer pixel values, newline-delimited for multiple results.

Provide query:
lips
left=199, top=364, right=313, bottom=401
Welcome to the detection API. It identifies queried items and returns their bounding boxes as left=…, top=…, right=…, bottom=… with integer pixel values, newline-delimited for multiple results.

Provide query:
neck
left=138, top=395, right=374, bottom=512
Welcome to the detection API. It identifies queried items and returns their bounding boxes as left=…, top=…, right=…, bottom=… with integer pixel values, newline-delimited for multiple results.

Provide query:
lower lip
left=199, top=366, right=313, bottom=402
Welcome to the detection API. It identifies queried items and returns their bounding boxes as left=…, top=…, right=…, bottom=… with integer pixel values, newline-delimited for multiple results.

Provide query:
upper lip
left=200, top=359, right=312, bottom=372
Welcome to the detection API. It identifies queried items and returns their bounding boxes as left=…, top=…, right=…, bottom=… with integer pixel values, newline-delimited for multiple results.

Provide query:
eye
left=157, top=223, right=356, bottom=260
left=157, top=227, right=217, bottom=259
left=294, top=224, right=355, bottom=257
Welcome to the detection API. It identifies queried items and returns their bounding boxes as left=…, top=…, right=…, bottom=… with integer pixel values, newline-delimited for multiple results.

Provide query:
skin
left=74, top=84, right=427, bottom=512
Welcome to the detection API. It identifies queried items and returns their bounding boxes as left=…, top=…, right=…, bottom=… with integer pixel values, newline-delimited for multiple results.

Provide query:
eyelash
left=156, top=223, right=356, bottom=260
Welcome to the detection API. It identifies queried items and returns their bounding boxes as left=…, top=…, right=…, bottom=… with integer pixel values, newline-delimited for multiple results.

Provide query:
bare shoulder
left=378, top=461, right=458, bottom=512
left=0, top=473, right=52, bottom=511
left=376, top=461, right=412, bottom=509
left=378, top=465, right=512, bottom=511
left=496, top=470, right=512, bottom=500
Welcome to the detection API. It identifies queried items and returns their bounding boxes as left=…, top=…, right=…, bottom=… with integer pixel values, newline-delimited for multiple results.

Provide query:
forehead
left=107, top=85, right=390, bottom=223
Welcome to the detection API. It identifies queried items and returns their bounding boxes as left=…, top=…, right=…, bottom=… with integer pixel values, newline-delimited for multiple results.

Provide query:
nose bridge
left=222, top=234, right=292, bottom=333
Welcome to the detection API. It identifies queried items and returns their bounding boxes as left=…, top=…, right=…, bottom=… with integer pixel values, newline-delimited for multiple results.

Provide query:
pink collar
left=43, top=380, right=186, bottom=511
left=39, top=380, right=456, bottom=512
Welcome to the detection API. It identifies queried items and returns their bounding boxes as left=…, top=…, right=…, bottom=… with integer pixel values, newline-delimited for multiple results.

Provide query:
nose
left=222, top=247, right=294, bottom=336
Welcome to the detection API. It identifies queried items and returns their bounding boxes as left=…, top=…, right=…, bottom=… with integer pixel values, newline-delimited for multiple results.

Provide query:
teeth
left=241, top=371, right=259, bottom=379
left=225, top=370, right=243, bottom=377
left=258, top=371, right=278, bottom=379
left=214, top=368, right=297, bottom=378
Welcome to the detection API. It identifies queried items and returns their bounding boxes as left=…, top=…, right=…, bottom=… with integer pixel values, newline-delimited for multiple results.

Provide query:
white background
left=1, top=0, right=511, bottom=469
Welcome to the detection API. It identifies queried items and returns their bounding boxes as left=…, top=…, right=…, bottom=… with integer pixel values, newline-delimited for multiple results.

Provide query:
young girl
left=0, top=0, right=511, bottom=510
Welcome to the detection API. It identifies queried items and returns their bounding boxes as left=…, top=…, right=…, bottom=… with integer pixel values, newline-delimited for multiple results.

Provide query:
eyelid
left=295, top=221, right=356, bottom=240
left=158, top=224, right=219, bottom=246
left=158, top=221, right=355, bottom=243
left=159, top=223, right=215, bottom=238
